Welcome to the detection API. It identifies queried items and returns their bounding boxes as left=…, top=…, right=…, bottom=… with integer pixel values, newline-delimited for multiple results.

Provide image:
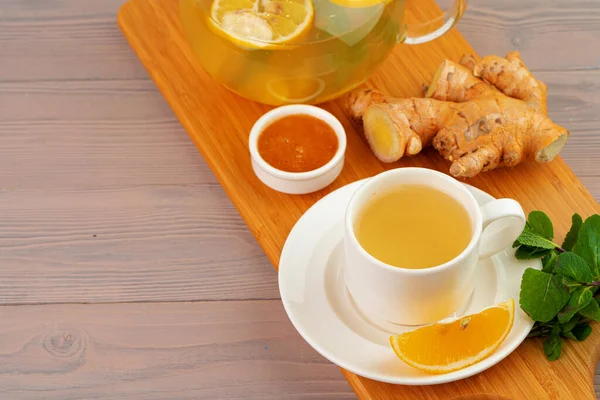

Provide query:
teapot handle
left=403, top=0, right=468, bottom=45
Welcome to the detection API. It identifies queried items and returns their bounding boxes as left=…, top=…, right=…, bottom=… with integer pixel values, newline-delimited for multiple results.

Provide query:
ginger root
left=427, top=51, right=548, bottom=114
left=347, top=52, right=568, bottom=178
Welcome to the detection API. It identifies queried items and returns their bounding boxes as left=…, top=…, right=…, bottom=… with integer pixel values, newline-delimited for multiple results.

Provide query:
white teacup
left=344, top=168, right=526, bottom=326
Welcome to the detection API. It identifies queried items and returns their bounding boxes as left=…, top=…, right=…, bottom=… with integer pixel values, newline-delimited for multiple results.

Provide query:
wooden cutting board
left=118, top=0, right=600, bottom=398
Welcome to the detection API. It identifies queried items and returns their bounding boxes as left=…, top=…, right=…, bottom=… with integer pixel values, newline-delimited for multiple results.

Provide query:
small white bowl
left=249, top=105, right=347, bottom=195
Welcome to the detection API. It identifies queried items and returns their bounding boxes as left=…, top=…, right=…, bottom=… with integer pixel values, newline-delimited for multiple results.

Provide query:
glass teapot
left=180, top=0, right=467, bottom=106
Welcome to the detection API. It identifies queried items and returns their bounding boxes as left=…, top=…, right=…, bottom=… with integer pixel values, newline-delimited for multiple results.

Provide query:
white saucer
left=278, top=179, right=541, bottom=386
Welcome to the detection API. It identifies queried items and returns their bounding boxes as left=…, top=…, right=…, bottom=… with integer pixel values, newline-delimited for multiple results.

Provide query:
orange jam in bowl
left=249, top=105, right=346, bottom=194
left=257, top=114, right=338, bottom=173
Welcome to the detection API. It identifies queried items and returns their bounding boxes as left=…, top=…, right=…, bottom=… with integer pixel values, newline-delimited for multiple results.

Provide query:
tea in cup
left=344, top=168, right=526, bottom=326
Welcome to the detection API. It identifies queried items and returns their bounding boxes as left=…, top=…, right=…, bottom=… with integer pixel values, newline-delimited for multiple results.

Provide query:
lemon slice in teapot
left=267, top=77, right=326, bottom=103
left=210, top=0, right=314, bottom=48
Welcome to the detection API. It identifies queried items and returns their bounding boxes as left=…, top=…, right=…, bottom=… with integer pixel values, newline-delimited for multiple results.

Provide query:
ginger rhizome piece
left=346, top=52, right=568, bottom=178
left=429, top=51, right=548, bottom=115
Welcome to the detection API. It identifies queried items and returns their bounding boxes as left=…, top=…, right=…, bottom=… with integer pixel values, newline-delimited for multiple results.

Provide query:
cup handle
left=403, top=0, right=468, bottom=45
left=478, top=199, right=526, bottom=259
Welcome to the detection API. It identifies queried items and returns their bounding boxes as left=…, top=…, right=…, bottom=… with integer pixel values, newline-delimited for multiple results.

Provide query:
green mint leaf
left=516, top=245, right=552, bottom=260
left=557, top=286, right=593, bottom=323
left=542, top=251, right=559, bottom=273
left=514, top=211, right=557, bottom=250
left=527, top=211, right=554, bottom=240
left=555, top=252, right=594, bottom=283
left=561, top=276, right=583, bottom=292
left=543, top=325, right=562, bottom=361
left=562, top=213, right=583, bottom=252
left=579, top=297, right=600, bottom=321
left=520, top=269, right=570, bottom=322
left=572, top=323, right=593, bottom=341
left=574, top=214, right=600, bottom=277
left=516, top=230, right=557, bottom=250
left=562, top=331, right=577, bottom=340
left=560, top=316, right=580, bottom=333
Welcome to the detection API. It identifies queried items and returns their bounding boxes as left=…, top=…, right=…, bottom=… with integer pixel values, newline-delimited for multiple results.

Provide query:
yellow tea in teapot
left=179, top=0, right=404, bottom=105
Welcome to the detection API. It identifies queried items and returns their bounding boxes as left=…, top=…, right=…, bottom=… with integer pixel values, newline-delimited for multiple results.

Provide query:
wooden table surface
left=1, top=0, right=599, bottom=398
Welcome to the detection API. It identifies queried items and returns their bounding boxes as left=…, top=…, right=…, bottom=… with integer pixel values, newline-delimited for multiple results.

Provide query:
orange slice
left=390, top=299, right=515, bottom=374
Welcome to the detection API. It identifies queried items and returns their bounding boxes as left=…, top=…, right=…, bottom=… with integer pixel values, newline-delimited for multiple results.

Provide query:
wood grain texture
left=0, top=185, right=278, bottom=303
left=0, top=300, right=353, bottom=399
left=458, top=0, right=600, bottom=71
left=0, top=0, right=144, bottom=81
left=117, top=0, right=600, bottom=399
left=0, top=80, right=216, bottom=190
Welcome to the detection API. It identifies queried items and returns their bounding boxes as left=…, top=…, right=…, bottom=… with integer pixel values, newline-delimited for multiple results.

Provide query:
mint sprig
left=514, top=211, right=600, bottom=360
